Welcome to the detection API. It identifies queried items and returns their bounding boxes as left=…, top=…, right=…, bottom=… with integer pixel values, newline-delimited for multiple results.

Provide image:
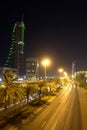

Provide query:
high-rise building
left=26, top=57, right=39, bottom=80
left=72, top=61, right=76, bottom=78
left=4, top=21, right=25, bottom=77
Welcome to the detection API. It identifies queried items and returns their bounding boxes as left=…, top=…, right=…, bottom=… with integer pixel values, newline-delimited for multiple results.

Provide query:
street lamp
left=58, top=68, right=64, bottom=78
left=59, top=68, right=64, bottom=73
left=42, top=59, right=50, bottom=80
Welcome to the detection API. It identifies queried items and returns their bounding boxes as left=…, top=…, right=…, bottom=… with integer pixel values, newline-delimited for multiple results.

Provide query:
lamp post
left=42, top=59, right=50, bottom=80
left=58, top=68, right=64, bottom=78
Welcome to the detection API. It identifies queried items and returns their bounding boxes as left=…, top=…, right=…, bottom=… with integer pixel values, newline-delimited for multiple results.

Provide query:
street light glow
left=59, top=68, right=64, bottom=73
left=42, top=59, right=50, bottom=66
left=41, top=58, right=51, bottom=80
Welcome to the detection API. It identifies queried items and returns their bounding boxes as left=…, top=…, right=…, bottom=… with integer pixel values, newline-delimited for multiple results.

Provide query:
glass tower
left=5, top=21, right=25, bottom=77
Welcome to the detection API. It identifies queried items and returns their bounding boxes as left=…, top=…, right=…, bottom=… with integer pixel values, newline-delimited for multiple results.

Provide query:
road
left=20, top=84, right=82, bottom=130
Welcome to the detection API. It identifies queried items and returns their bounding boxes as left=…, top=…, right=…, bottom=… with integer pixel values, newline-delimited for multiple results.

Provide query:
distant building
left=26, top=58, right=39, bottom=80
left=74, top=71, right=87, bottom=82
left=72, top=61, right=76, bottom=78
left=4, top=21, right=25, bottom=77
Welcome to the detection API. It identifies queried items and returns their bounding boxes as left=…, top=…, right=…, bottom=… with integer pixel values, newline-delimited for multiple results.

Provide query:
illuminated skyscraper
left=72, top=61, right=76, bottom=78
left=5, top=21, right=25, bottom=77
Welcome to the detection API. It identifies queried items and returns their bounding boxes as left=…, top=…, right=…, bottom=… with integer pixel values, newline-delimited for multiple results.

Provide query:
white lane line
left=42, top=121, right=47, bottom=127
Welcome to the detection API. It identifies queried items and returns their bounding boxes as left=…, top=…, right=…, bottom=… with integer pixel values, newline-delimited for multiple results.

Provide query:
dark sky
left=0, top=1, right=87, bottom=76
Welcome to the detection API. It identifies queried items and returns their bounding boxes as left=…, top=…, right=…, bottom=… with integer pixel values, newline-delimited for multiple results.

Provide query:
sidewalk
left=78, top=87, right=87, bottom=130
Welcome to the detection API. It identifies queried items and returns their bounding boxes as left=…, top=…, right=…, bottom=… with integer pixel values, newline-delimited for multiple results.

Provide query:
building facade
left=4, top=21, right=25, bottom=77
left=26, top=58, right=39, bottom=80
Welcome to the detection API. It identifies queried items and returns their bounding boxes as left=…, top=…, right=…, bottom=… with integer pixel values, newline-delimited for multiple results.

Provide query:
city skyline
left=0, top=2, right=87, bottom=76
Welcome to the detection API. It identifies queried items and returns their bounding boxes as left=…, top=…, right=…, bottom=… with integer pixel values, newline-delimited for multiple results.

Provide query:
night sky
left=0, top=1, right=87, bottom=76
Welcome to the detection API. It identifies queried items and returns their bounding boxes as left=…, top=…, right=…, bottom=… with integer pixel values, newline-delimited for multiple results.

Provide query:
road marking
left=42, top=121, right=46, bottom=127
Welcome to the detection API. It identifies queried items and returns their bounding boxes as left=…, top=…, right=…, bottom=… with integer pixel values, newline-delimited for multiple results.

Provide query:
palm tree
left=0, top=71, right=25, bottom=112
left=37, top=81, right=46, bottom=101
left=23, top=83, right=38, bottom=104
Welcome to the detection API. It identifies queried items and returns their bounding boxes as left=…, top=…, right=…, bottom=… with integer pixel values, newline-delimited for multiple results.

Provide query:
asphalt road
left=21, top=85, right=82, bottom=130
